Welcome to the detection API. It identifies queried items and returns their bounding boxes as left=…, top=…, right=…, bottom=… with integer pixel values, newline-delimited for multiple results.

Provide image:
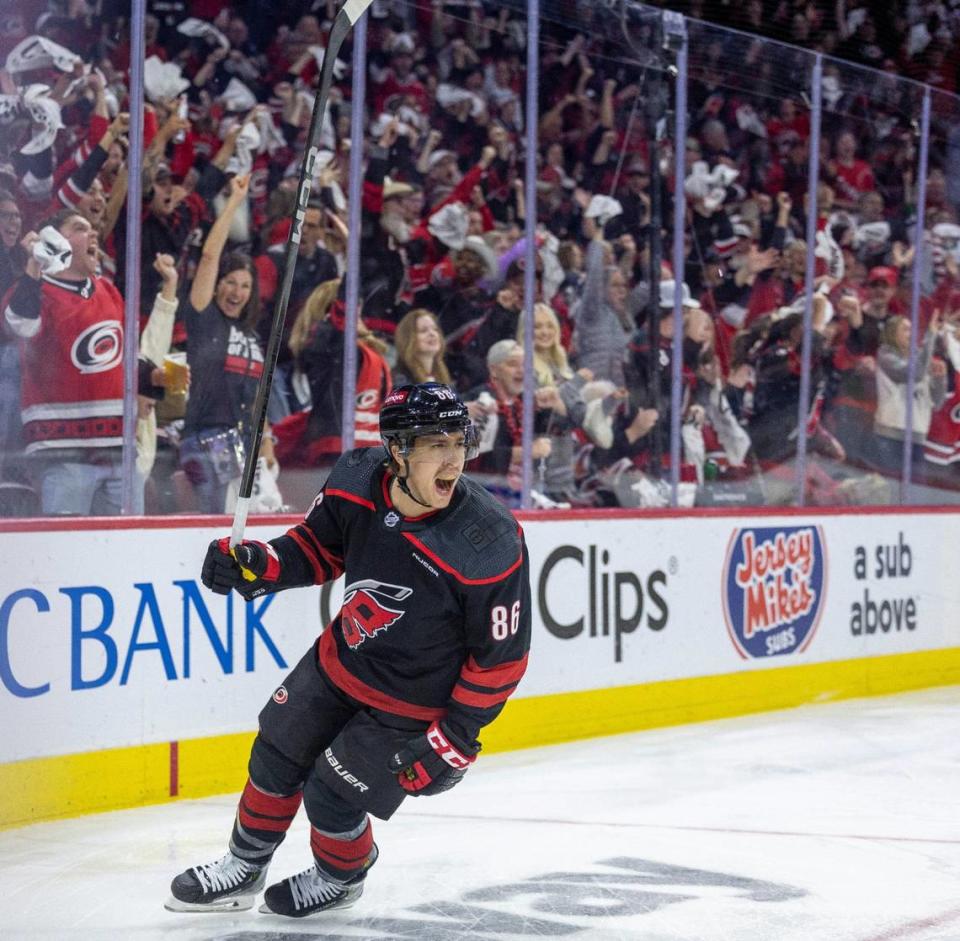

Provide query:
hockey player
left=166, top=382, right=531, bottom=918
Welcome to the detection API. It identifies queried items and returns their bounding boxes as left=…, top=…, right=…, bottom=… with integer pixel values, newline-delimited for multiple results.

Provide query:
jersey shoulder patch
left=418, top=478, right=522, bottom=584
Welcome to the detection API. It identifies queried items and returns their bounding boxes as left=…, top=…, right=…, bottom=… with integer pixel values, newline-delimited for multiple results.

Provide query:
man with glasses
left=168, top=382, right=531, bottom=919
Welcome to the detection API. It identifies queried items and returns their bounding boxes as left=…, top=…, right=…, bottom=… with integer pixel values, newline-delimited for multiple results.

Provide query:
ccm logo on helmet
left=438, top=410, right=462, bottom=418
left=71, top=321, right=123, bottom=375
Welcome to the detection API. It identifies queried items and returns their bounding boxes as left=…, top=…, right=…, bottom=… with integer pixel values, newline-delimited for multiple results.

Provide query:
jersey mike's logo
left=340, top=579, right=412, bottom=649
left=70, top=320, right=123, bottom=374
left=722, top=526, right=827, bottom=659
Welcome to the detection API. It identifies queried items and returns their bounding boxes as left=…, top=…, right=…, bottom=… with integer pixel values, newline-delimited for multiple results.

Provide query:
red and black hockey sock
left=310, top=817, right=378, bottom=883
left=229, top=778, right=303, bottom=866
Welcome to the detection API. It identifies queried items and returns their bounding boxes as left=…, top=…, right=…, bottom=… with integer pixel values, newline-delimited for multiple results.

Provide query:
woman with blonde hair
left=516, top=302, right=591, bottom=504
left=518, top=302, right=574, bottom=387
left=273, top=278, right=392, bottom=466
left=391, top=308, right=452, bottom=387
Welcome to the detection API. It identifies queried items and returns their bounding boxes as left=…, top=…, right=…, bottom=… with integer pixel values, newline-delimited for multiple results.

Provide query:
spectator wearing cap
left=463, top=338, right=552, bottom=503
left=424, top=234, right=499, bottom=331
left=625, top=279, right=699, bottom=463
left=403, top=144, right=499, bottom=297
left=847, top=266, right=904, bottom=357
left=132, top=116, right=239, bottom=314
left=358, top=118, right=421, bottom=332
left=825, top=268, right=910, bottom=472
left=406, top=193, right=466, bottom=297
left=423, top=149, right=460, bottom=208
left=371, top=31, right=429, bottom=115
left=748, top=297, right=842, bottom=501
left=618, top=158, right=652, bottom=237
left=439, top=247, right=531, bottom=394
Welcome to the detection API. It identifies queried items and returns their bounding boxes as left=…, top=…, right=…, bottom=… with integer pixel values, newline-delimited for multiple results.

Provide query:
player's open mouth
left=435, top=477, right=455, bottom=497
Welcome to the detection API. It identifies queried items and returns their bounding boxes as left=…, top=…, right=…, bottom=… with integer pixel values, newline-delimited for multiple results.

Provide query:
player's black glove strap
left=389, top=721, right=478, bottom=796
left=201, top=537, right=279, bottom=600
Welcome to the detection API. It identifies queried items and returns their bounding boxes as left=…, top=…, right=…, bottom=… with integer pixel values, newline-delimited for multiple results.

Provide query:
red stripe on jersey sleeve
left=459, top=653, right=529, bottom=691
left=450, top=684, right=515, bottom=708
left=326, top=488, right=376, bottom=511
left=402, top=533, right=522, bottom=585
left=295, top=523, right=344, bottom=578
left=317, top=629, right=446, bottom=722
left=287, top=529, right=327, bottom=583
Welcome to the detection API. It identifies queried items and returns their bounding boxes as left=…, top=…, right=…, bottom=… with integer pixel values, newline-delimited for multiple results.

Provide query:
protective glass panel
left=6, top=0, right=960, bottom=518
left=0, top=5, right=137, bottom=518
left=811, top=58, right=926, bottom=507
left=678, top=20, right=818, bottom=508
left=911, top=88, right=960, bottom=505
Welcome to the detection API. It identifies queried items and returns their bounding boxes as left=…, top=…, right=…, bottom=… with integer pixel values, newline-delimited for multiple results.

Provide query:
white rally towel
left=6, top=35, right=81, bottom=73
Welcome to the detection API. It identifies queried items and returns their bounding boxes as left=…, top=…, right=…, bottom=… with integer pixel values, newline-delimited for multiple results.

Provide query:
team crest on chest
left=340, top=579, right=412, bottom=648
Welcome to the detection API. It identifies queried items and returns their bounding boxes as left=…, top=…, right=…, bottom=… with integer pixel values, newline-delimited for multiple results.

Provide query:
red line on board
left=169, top=741, right=179, bottom=798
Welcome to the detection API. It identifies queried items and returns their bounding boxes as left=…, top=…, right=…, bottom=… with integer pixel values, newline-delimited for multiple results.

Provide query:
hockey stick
left=230, top=0, right=374, bottom=548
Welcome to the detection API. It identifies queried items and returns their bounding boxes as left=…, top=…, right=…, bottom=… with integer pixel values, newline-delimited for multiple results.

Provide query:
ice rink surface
left=3, top=685, right=960, bottom=941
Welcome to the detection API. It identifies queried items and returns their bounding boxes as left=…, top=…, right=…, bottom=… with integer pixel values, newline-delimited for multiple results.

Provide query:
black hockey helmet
left=380, top=382, right=479, bottom=458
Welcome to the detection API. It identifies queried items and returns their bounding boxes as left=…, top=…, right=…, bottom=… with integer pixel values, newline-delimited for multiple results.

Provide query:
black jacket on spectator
left=444, top=297, right=518, bottom=394
left=749, top=321, right=829, bottom=464
left=120, top=162, right=227, bottom=313
left=359, top=143, right=406, bottom=332
left=258, top=243, right=338, bottom=367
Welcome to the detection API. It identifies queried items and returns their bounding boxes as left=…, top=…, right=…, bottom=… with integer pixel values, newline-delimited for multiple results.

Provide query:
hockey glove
left=201, top=537, right=280, bottom=600
left=389, top=721, right=477, bottom=796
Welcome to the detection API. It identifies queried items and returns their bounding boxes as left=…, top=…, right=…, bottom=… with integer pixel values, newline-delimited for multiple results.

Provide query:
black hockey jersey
left=269, top=447, right=531, bottom=749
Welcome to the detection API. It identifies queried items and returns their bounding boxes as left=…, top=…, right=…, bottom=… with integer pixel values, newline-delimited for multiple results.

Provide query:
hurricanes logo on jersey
left=340, top=580, right=412, bottom=648
left=71, top=320, right=123, bottom=374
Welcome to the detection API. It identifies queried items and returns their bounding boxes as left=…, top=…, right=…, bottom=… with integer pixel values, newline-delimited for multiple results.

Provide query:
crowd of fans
left=3, top=0, right=960, bottom=517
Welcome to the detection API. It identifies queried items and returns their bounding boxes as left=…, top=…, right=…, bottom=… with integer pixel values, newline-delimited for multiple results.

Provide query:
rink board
left=2, top=507, right=959, bottom=828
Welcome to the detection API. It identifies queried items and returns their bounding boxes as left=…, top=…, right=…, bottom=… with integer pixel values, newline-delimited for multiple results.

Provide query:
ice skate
left=164, top=851, right=266, bottom=912
left=259, top=865, right=366, bottom=918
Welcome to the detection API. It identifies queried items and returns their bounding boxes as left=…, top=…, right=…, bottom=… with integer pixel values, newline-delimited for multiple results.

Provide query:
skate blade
left=164, top=892, right=258, bottom=913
